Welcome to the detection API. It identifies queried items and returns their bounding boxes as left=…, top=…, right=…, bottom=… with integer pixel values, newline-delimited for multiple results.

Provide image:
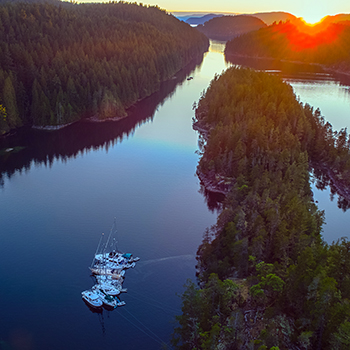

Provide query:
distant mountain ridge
left=174, top=11, right=297, bottom=26
left=177, top=11, right=350, bottom=28
left=196, top=15, right=267, bottom=41
left=186, top=14, right=223, bottom=25
left=0, top=0, right=61, bottom=3
left=320, top=13, right=350, bottom=26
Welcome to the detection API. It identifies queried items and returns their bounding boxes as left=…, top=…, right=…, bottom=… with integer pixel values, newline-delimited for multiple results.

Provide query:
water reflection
left=198, top=185, right=225, bottom=212
left=312, top=166, right=350, bottom=212
left=83, top=304, right=108, bottom=335
left=0, top=55, right=205, bottom=186
left=209, top=40, right=227, bottom=54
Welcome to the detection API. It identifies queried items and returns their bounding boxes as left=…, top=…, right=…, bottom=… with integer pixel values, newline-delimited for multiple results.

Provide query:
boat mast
left=91, top=232, right=104, bottom=268
left=103, top=217, right=116, bottom=256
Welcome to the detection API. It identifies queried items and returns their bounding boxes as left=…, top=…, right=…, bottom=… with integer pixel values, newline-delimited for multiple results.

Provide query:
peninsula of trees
left=0, top=1, right=209, bottom=134
left=173, top=67, right=350, bottom=349
left=225, top=19, right=350, bottom=73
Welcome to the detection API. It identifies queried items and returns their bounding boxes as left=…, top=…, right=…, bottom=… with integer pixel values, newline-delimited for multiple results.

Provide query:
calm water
left=1, top=42, right=350, bottom=350
left=0, top=45, right=229, bottom=349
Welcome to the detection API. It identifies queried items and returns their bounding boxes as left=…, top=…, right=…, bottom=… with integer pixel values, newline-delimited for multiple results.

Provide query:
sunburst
left=301, top=9, right=326, bottom=25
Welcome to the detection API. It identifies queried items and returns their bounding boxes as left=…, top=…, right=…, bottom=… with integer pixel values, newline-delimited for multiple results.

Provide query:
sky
left=77, top=0, right=350, bottom=24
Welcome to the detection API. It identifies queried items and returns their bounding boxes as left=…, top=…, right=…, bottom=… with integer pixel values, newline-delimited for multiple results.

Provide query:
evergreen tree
left=3, top=75, right=20, bottom=128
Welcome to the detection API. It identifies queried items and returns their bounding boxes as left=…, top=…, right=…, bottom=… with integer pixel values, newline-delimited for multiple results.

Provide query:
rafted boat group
left=81, top=221, right=139, bottom=310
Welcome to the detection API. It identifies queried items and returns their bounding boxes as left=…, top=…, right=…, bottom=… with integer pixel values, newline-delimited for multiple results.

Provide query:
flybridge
left=81, top=219, right=140, bottom=310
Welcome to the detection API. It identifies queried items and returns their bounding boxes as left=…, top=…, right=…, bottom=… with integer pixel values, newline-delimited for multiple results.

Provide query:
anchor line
left=123, top=308, right=171, bottom=347
left=126, top=293, right=179, bottom=315
left=117, top=309, right=167, bottom=347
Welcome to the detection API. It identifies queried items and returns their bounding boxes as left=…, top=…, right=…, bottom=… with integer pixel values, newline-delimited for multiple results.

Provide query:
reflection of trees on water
left=198, top=164, right=350, bottom=214
left=0, top=55, right=205, bottom=186
left=208, top=40, right=226, bottom=54
left=196, top=125, right=225, bottom=212
left=198, top=185, right=225, bottom=213
left=312, top=166, right=350, bottom=212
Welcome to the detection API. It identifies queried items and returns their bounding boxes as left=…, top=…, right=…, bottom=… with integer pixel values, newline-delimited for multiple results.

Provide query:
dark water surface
left=1, top=43, right=350, bottom=349
left=0, top=45, right=229, bottom=349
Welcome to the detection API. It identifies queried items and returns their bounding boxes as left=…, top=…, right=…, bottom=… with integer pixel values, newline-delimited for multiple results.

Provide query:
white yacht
left=81, top=289, right=103, bottom=308
left=95, top=283, right=120, bottom=296
left=92, top=286, right=117, bottom=308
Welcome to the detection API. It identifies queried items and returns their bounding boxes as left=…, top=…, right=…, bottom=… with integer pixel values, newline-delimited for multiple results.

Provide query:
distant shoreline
left=225, top=53, right=350, bottom=77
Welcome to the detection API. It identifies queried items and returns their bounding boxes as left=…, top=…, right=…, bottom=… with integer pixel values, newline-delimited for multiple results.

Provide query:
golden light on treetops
left=270, top=17, right=346, bottom=52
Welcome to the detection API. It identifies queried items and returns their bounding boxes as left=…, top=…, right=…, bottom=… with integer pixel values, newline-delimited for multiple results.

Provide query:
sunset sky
left=78, top=0, right=350, bottom=24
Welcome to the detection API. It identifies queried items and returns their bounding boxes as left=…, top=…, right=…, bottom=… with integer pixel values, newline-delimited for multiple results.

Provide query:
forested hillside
left=252, top=11, right=296, bottom=25
left=173, top=67, right=350, bottom=349
left=0, top=0, right=61, bottom=4
left=225, top=20, right=350, bottom=71
left=197, top=15, right=266, bottom=41
left=0, top=1, right=209, bottom=134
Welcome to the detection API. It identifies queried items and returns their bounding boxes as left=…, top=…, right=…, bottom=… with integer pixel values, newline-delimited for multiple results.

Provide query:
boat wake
left=138, top=254, right=195, bottom=266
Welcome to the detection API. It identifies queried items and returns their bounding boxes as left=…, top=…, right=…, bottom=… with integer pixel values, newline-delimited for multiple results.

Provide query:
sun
left=301, top=13, right=325, bottom=25
left=300, top=4, right=328, bottom=25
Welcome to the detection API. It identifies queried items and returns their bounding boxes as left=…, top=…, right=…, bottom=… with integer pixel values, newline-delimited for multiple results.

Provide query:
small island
left=173, top=67, right=350, bottom=349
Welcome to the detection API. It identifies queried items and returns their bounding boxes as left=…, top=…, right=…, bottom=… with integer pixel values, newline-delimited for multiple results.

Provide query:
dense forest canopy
left=225, top=20, right=350, bottom=72
left=0, top=1, right=209, bottom=134
left=173, top=67, right=350, bottom=349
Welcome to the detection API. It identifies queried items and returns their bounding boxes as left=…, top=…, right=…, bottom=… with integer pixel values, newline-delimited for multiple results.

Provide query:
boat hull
left=81, top=290, right=103, bottom=308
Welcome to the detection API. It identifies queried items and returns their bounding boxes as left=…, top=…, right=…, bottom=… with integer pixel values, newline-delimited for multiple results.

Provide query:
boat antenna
left=91, top=232, right=104, bottom=268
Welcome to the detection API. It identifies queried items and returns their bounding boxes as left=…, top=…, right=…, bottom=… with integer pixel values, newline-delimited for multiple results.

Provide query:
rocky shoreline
left=85, top=113, right=128, bottom=123
left=32, top=122, right=76, bottom=131
left=193, top=120, right=235, bottom=196
left=196, top=169, right=234, bottom=195
left=192, top=120, right=210, bottom=137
